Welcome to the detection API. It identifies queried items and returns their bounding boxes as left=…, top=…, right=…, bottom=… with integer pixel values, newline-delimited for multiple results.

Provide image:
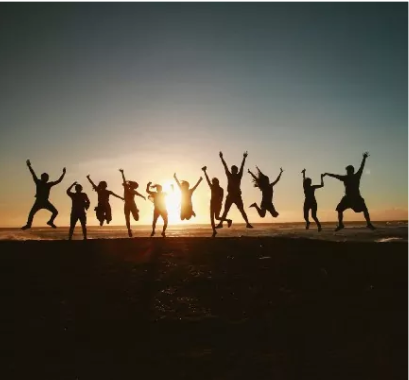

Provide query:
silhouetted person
left=67, top=181, right=90, bottom=240
left=173, top=173, right=202, bottom=221
left=202, top=166, right=232, bottom=237
left=22, top=160, right=66, bottom=230
left=325, top=152, right=375, bottom=231
left=86, top=175, right=124, bottom=226
left=217, top=151, right=253, bottom=229
left=301, top=169, right=324, bottom=231
left=248, top=166, right=283, bottom=218
left=120, top=169, right=146, bottom=237
left=146, top=182, right=171, bottom=237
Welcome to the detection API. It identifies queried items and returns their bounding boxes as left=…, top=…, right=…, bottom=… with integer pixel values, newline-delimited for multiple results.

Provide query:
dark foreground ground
left=2, top=238, right=407, bottom=379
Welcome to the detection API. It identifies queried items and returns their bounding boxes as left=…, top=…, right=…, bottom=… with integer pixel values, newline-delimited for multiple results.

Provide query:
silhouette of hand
left=248, top=169, right=251, bottom=174
left=26, top=159, right=31, bottom=167
left=119, top=169, right=124, bottom=173
left=63, top=168, right=66, bottom=174
left=201, top=166, right=207, bottom=171
left=219, top=152, right=223, bottom=158
left=363, top=152, right=370, bottom=158
left=73, top=181, right=78, bottom=185
left=243, top=151, right=248, bottom=158
left=86, top=175, right=90, bottom=178
left=301, top=169, right=306, bottom=173
left=147, top=181, right=152, bottom=187
left=280, top=168, right=284, bottom=173
left=321, top=174, right=325, bottom=178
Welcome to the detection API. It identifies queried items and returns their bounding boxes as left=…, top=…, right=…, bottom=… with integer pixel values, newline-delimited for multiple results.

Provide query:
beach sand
left=3, top=237, right=407, bottom=379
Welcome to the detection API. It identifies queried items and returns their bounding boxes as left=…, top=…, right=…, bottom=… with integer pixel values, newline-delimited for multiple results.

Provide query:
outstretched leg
left=335, top=210, right=344, bottom=231
left=43, top=201, right=58, bottom=227
left=210, top=205, right=216, bottom=237
left=124, top=204, right=132, bottom=237
left=79, top=214, right=87, bottom=240
left=68, top=214, right=77, bottom=240
left=236, top=198, right=253, bottom=228
left=363, top=206, right=375, bottom=230
left=22, top=202, right=42, bottom=229
left=311, top=204, right=322, bottom=232
left=161, top=212, right=168, bottom=237
left=213, top=202, right=232, bottom=228
left=216, top=197, right=233, bottom=228
left=151, top=210, right=159, bottom=237
left=303, top=203, right=310, bottom=229
left=250, top=203, right=266, bottom=218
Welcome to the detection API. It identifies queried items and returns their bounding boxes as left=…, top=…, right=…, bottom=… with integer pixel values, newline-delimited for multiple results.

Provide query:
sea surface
left=0, top=221, right=407, bottom=243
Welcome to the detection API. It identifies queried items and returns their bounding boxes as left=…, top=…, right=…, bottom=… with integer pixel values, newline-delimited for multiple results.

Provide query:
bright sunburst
left=162, top=180, right=182, bottom=224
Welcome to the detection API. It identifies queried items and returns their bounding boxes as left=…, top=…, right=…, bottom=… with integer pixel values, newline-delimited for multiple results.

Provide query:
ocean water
left=0, top=221, right=407, bottom=243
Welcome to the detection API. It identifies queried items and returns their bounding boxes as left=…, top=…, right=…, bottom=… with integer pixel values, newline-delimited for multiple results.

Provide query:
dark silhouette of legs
left=105, top=203, right=112, bottom=224
left=311, top=204, right=322, bottom=231
left=161, top=212, right=168, bottom=237
left=250, top=203, right=266, bottom=217
left=79, top=215, right=87, bottom=239
left=335, top=211, right=344, bottom=231
left=151, top=210, right=159, bottom=237
left=303, top=204, right=310, bottom=229
left=216, top=197, right=233, bottom=228
left=236, top=199, right=253, bottom=228
left=68, top=214, right=78, bottom=240
left=363, top=206, right=375, bottom=230
left=23, top=201, right=58, bottom=229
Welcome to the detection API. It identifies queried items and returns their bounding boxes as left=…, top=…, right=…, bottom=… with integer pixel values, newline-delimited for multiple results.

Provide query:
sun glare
left=163, top=181, right=182, bottom=224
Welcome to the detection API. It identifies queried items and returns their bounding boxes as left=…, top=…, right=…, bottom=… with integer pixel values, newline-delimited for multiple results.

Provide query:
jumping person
left=325, top=152, right=375, bottom=231
left=119, top=169, right=146, bottom=237
left=86, top=175, right=124, bottom=226
left=202, top=166, right=232, bottom=237
left=248, top=166, right=283, bottom=219
left=173, top=173, right=202, bottom=221
left=301, top=169, right=324, bottom=231
left=67, top=181, right=90, bottom=240
left=22, top=160, right=66, bottom=230
left=216, top=151, right=253, bottom=229
left=146, top=182, right=171, bottom=237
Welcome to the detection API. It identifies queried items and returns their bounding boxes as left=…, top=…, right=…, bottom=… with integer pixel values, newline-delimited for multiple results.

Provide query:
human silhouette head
left=98, top=181, right=108, bottom=190
left=129, top=181, right=139, bottom=190
left=40, top=173, right=49, bottom=182
left=181, top=180, right=190, bottom=189
left=304, top=178, right=312, bottom=187
left=231, top=165, right=238, bottom=174
left=346, top=165, right=355, bottom=175
left=153, top=184, right=163, bottom=192
left=212, top=178, right=220, bottom=186
left=75, top=184, right=83, bottom=193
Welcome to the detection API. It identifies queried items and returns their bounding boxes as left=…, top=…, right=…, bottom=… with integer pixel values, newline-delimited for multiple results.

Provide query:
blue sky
left=0, top=3, right=407, bottom=226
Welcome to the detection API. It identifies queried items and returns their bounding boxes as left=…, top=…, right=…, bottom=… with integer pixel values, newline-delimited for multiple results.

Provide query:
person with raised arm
left=146, top=182, right=170, bottom=237
left=119, top=169, right=146, bottom=237
left=325, top=152, right=375, bottom=231
left=22, top=159, right=66, bottom=230
left=248, top=166, right=283, bottom=219
left=173, top=172, right=203, bottom=221
left=202, top=166, right=232, bottom=237
left=216, top=151, right=253, bottom=229
left=301, top=169, right=324, bottom=231
left=67, top=181, right=90, bottom=240
left=86, top=174, right=124, bottom=226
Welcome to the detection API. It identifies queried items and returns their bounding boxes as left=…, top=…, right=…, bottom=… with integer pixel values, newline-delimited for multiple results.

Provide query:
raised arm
left=119, top=169, right=126, bottom=184
left=239, top=151, right=248, bottom=177
left=146, top=182, right=154, bottom=195
left=248, top=168, right=257, bottom=181
left=301, top=169, right=306, bottom=181
left=202, top=167, right=212, bottom=188
left=86, top=175, right=97, bottom=190
left=271, top=168, right=284, bottom=186
left=192, top=176, right=203, bottom=192
left=173, top=173, right=182, bottom=189
left=51, top=167, right=66, bottom=186
left=26, top=160, right=38, bottom=182
left=66, top=181, right=76, bottom=195
left=357, top=152, right=369, bottom=177
left=313, top=174, right=325, bottom=190
left=219, top=152, right=230, bottom=175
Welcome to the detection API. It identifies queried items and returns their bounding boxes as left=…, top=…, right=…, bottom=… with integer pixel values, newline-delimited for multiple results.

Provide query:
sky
left=0, top=3, right=407, bottom=227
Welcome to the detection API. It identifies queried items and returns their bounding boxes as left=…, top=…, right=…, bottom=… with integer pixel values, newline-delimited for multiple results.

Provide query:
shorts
left=225, top=194, right=244, bottom=209
left=336, top=196, right=367, bottom=213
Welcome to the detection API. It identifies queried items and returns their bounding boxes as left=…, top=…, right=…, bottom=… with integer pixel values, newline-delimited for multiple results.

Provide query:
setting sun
left=163, top=181, right=182, bottom=224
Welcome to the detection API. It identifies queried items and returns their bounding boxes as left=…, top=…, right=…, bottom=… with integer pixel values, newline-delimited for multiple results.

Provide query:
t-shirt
left=227, top=172, right=242, bottom=196
left=123, top=187, right=137, bottom=203
left=261, top=185, right=273, bottom=204
left=68, top=192, right=90, bottom=214
left=211, top=185, right=224, bottom=204
left=97, top=189, right=112, bottom=204
left=303, top=184, right=317, bottom=203
left=35, top=181, right=53, bottom=201
left=342, top=174, right=361, bottom=198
